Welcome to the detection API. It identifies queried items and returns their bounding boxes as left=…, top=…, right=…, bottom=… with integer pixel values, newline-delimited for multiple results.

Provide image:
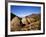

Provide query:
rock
left=11, top=17, right=21, bottom=31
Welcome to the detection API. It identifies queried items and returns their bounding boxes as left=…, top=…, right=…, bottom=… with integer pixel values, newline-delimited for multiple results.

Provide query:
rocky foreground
left=11, top=13, right=41, bottom=31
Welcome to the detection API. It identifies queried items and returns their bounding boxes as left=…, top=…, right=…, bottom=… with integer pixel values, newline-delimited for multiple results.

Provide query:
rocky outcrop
left=11, top=13, right=41, bottom=31
left=11, top=17, right=21, bottom=31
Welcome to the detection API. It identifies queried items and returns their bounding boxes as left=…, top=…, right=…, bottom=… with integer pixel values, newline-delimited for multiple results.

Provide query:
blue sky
left=11, top=5, right=41, bottom=17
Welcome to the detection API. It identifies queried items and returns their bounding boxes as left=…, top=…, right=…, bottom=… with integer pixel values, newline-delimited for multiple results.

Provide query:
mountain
left=11, top=13, right=22, bottom=20
left=11, top=13, right=16, bottom=20
left=26, top=14, right=40, bottom=17
left=11, top=13, right=40, bottom=20
left=25, top=14, right=41, bottom=20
